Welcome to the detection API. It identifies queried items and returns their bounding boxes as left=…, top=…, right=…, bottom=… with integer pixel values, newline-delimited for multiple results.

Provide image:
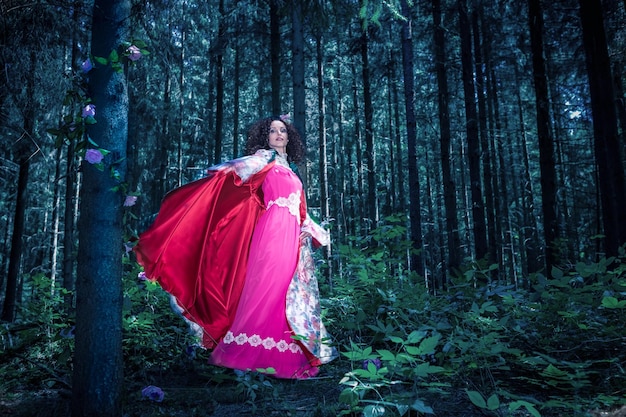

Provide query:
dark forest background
left=1, top=0, right=626, bottom=416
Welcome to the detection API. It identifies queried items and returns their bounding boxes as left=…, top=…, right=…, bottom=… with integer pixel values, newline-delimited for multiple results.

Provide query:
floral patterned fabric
left=286, top=237, right=337, bottom=364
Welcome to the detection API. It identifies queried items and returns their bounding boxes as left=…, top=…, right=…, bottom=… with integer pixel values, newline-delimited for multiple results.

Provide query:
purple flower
left=138, top=271, right=148, bottom=281
left=84, top=149, right=104, bottom=164
left=60, top=326, right=75, bottom=339
left=81, top=104, right=96, bottom=118
left=279, top=113, right=291, bottom=123
left=81, top=58, right=93, bottom=73
left=363, top=358, right=382, bottom=370
left=127, top=45, right=142, bottom=62
left=185, top=344, right=198, bottom=359
left=124, top=195, right=138, bottom=207
left=141, top=385, right=164, bottom=402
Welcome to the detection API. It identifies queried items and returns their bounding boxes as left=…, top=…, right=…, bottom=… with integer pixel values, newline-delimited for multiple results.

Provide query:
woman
left=134, top=116, right=336, bottom=379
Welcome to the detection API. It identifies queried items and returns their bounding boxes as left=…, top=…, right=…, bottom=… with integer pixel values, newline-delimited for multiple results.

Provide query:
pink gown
left=135, top=149, right=336, bottom=379
left=208, top=162, right=319, bottom=378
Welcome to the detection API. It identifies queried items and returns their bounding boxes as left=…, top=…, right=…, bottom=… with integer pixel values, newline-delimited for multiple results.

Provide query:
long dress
left=208, top=157, right=319, bottom=378
left=134, top=149, right=336, bottom=379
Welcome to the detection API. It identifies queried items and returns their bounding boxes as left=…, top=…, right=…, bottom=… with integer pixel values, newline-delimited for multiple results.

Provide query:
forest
left=1, top=0, right=626, bottom=416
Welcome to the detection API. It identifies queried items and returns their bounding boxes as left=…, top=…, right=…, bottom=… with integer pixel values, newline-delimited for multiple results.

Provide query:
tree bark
left=71, top=0, right=129, bottom=415
left=213, top=0, right=226, bottom=163
left=433, top=0, right=461, bottom=273
left=472, top=4, right=497, bottom=268
left=458, top=0, right=488, bottom=263
left=528, top=0, right=559, bottom=272
left=400, top=0, right=424, bottom=277
left=360, top=29, right=378, bottom=230
left=291, top=1, right=307, bottom=182
left=270, top=0, right=281, bottom=115
left=579, top=0, right=626, bottom=257
left=1, top=159, right=29, bottom=322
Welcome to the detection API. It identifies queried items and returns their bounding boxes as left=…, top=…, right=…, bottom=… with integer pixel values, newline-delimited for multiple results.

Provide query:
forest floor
left=3, top=363, right=626, bottom=417
left=0, top=357, right=506, bottom=417
left=2, top=342, right=626, bottom=417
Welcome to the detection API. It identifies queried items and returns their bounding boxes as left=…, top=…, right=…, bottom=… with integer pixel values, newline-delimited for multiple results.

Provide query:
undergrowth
left=1, top=215, right=626, bottom=416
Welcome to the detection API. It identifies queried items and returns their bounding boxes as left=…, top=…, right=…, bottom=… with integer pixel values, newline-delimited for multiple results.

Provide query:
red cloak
left=134, top=163, right=273, bottom=348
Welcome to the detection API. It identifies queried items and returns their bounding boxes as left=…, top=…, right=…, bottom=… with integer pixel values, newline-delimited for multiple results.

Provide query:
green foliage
left=3, top=219, right=626, bottom=416
left=233, top=369, right=279, bottom=413
left=0, top=273, right=74, bottom=391
left=327, top=219, right=626, bottom=416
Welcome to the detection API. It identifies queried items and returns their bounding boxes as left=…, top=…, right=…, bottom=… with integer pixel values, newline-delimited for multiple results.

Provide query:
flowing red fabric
left=134, top=165, right=272, bottom=348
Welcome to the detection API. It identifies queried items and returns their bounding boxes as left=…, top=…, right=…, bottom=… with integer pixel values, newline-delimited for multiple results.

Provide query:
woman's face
left=268, top=120, right=288, bottom=154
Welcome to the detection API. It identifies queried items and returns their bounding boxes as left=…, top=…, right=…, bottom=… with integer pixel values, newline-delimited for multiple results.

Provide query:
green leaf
left=601, top=296, right=626, bottom=309
left=418, top=335, right=441, bottom=355
left=466, top=390, right=487, bottom=409
left=486, top=394, right=500, bottom=410
left=509, top=400, right=541, bottom=417
left=338, top=388, right=358, bottom=406
left=109, top=49, right=119, bottom=63
left=405, top=345, right=420, bottom=355
left=363, top=405, right=385, bottom=417
left=93, top=55, right=108, bottom=65
left=411, top=399, right=434, bottom=414
left=376, top=349, right=396, bottom=361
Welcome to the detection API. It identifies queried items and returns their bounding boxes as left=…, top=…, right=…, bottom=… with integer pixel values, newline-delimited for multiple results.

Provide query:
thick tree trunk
left=528, top=0, right=559, bottom=272
left=71, top=0, right=129, bottom=415
left=458, top=0, right=488, bottom=263
left=433, top=0, right=461, bottom=273
left=400, top=0, right=424, bottom=278
left=579, top=0, right=626, bottom=257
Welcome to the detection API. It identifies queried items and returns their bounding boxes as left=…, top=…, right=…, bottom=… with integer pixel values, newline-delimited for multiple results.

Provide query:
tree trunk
left=2, top=46, right=36, bottom=322
left=400, top=0, right=424, bottom=277
left=350, top=58, right=365, bottom=235
left=50, top=149, right=62, bottom=291
left=71, top=0, right=129, bottom=415
left=270, top=0, right=281, bottom=115
left=613, top=62, right=626, bottom=163
left=177, top=17, right=187, bottom=186
left=433, top=0, right=461, bottom=273
left=513, top=65, right=542, bottom=276
left=63, top=139, right=77, bottom=309
left=472, top=4, right=497, bottom=269
left=1, top=159, right=29, bottom=322
left=232, top=10, right=242, bottom=158
left=579, top=0, right=626, bottom=257
left=214, top=0, right=225, bottom=163
left=360, top=30, right=378, bottom=230
left=528, top=0, right=559, bottom=272
left=291, top=1, right=307, bottom=181
left=458, top=0, right=488, bottom=263
left=316, top=35, right=331, bottom=280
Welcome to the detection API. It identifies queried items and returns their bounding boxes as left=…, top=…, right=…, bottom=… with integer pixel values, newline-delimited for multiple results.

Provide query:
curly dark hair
left=245, top=116, right=306, bottom=164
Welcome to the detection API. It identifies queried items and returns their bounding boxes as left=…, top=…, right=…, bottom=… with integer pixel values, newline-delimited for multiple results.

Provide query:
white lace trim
left=223, top=331, right=303, bottom=354
left=266, top=190, right=301, bottom=221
